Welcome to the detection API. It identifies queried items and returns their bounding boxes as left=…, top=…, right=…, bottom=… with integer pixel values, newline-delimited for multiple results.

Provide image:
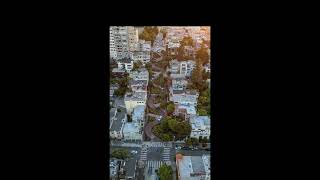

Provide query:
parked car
left=181, top=147, right=191, bottom=150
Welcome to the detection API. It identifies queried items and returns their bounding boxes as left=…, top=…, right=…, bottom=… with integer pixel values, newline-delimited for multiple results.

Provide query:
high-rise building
left=109, top=26, right=131, bottom=60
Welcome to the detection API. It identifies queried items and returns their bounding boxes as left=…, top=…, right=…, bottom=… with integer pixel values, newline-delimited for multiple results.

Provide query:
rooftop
left=122, top=122, right=140, bottom=133
left=178, top=104, right=197, bottom=115
left=132, top=105, right=145, bottom=122
left=118, top=57, right=133, bottom=63
left=190, top=116, right=210, bottom=129
left=177, top=155, right=210, bottom=180
left=130, top=79, right=148, bottom=86
left=190, top=156, right=205, bottom=174
left=112, top=68, right=126, bottom=73
left=124, top=92, right=147, bottom=101
left=172, top=94, right=198, bottom=104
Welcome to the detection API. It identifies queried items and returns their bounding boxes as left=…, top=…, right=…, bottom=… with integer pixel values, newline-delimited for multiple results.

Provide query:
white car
left=131, top=150, right=138, bottom=154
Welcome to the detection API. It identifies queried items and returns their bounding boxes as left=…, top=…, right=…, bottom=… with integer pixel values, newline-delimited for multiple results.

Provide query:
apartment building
left=180, top=60, right=196, bottom=76
left=189, top=115, right=210, bottom=139
left=169, top=59, right=196, bottom=77
left=130, top=51, right=150, bottom=64
left=129, top=68, right=149, bottom=82
left=128, top=26, right=139, bottom=52
left=124, top=92, right=147, bottom=114
left=117, top=57, right=134, bottom=72
left=176, top=154, right=211, bottom=180
left=129, top=79, right=148, bottom=93
left=123, top=105, right=145, bottom=141
left=109, top=26, right=130, bottom=60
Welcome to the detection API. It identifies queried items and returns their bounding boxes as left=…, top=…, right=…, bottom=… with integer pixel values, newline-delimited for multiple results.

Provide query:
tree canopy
left=166, top=102, right=175, bottom=114
left=191, top=60, right=204, bottom=90
left=196, top=43, right=209, bottom=65
left=157, top=164, right=173, bottom=180
left=111, top=149, right=130, bottom=160
left=139, top=26, right=159, bottom=45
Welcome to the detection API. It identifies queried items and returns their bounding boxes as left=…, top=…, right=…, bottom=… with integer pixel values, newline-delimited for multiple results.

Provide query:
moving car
left=131, top=150, right=138, bottom=154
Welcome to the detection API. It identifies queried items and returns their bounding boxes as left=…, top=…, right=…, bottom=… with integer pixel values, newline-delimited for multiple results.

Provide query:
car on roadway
left=181, top=147, right=191, bottom=150
left=131, top=150, right=138, bottom=154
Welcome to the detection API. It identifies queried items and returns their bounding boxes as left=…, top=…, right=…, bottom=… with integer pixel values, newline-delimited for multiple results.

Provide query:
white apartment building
left=139, top=40, right=151, bottom=51
left=172, top=79, right=188, bottom=91
left=169, top=59, right=196, bottom=77
left=189, top=115, right=210, bottom=139
left=130, top=51, right=150, bottom=64
left=180, top=60, right=196, bottom=76
left=172, top=94, right=198, bottom=106
left=129, top=68, right=149, bottom=82
left=128, top=26, right=139, bottom=52
left=109, top=26, right=130, bottom=60
left=109, top=27, right=117, bottom=59
left=124, top=92, right=147, bottom=114
left=169, top=59, right=180, bottom=74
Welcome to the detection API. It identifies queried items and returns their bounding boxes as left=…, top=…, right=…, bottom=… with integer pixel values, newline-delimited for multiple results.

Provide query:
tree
left=199, top=136, right=203, bottom=143
left=198, top=108, right=208, bottom=116
left=111, top=149, right=130, bottom=160
left=196, top=43, right=209, bottom=65
left=190, top=137, right=199, bottom=147
left=162, top=134, right=172, bottom=141
left=132, top=61, right=143, bottom=71
left=180, top=36, right=194, bottom=47
left=191, top=60, right=204, bottom=90
left=157, top=164, right=173, bottom=180
left=185, top=138, right=192, bottom=147
left=202, top=69, right=210, bottom=81
left=139, top=26, right=159, bottom=45
left=166, top=102, right=175, bottom=114
left=202, top=136, right=209, bottom=144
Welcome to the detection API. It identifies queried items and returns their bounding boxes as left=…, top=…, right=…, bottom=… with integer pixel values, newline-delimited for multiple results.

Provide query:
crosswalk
left=140, top=146, right=148, bottom=161
left=146, top=161, right=165, bottom=169
left=110, top=142, right=142, bottom=148
left=143, top=141, right=173, bottom=148
left=162, top=147, right=171, bottom=161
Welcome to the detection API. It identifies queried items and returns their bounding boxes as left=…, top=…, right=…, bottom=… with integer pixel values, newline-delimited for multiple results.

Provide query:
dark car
left=205, top=148, right=211, bottom=151
left=181, top=147, right=191, bottom=150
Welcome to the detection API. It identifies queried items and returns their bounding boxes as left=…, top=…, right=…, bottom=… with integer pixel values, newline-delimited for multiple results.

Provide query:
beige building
left=124, top=92, right=147, bottom=114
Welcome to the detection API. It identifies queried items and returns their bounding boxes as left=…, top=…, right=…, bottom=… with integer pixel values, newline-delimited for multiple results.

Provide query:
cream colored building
left=124, top=92, right=147, bottom=114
